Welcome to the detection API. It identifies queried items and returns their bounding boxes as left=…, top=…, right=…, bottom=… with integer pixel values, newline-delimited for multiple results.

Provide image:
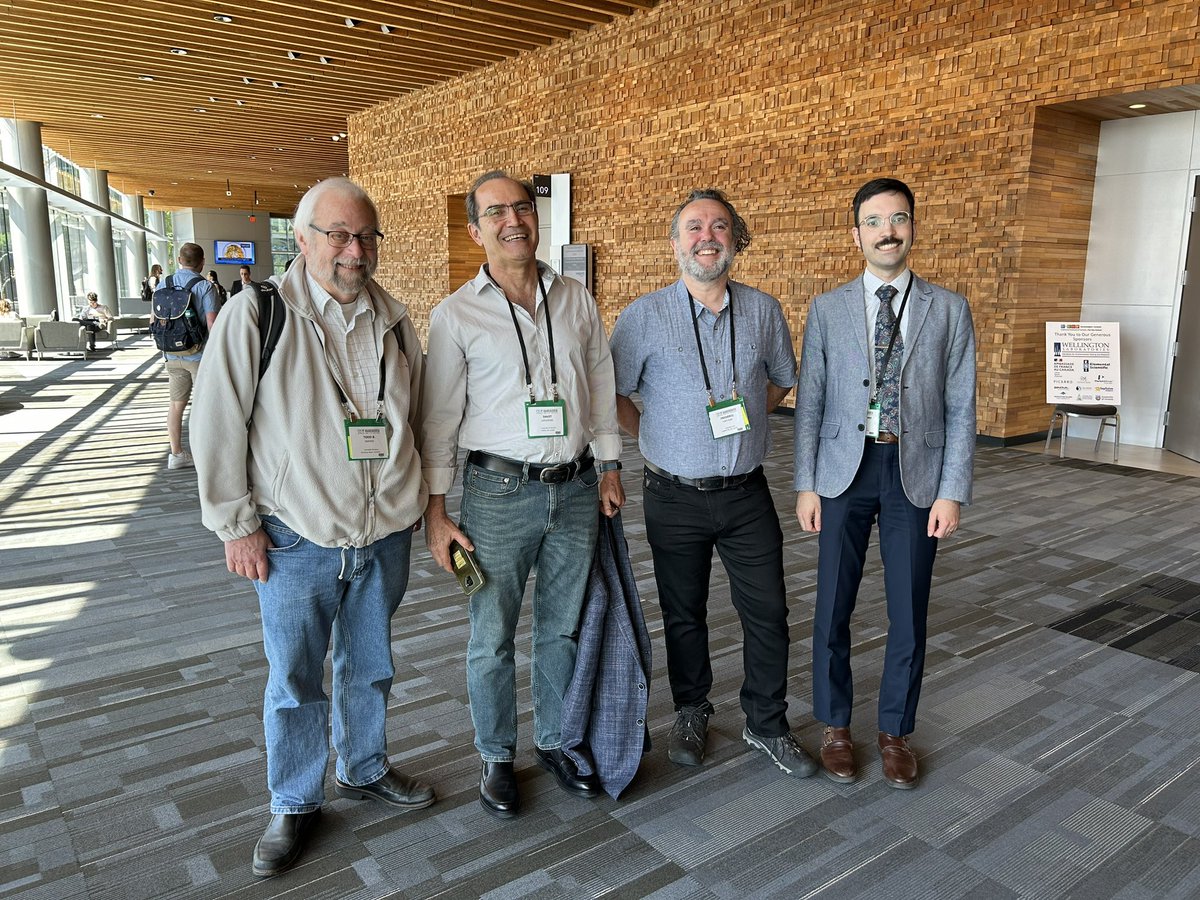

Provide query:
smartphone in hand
left=450, top=540, right=485, bottom=596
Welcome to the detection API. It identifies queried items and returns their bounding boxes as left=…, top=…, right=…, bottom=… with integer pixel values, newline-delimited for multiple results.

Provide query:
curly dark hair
left=669, top=188, right=752, bottom=254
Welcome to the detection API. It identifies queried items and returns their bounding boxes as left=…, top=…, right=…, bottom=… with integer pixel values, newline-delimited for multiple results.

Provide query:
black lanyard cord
left=871, top=276, right=913, bottom=403
left=688, top=288, right=736, bottom=406
left=309, top=318, right=386, bottom=420
left=494, top=266, right=559, bottom=401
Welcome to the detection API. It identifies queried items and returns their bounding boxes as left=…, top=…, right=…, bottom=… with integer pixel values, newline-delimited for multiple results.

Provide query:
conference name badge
left=345, top=418, right=390, bottom=460
left=707, top=397, right=750, bottom=439
left=865, top=402, right=881, bottom=439
left=526, top=399, right=567, bottom=438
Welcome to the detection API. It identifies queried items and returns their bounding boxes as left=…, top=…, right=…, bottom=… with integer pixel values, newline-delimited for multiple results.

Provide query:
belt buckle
left=539, top=463, right=571, bottom=484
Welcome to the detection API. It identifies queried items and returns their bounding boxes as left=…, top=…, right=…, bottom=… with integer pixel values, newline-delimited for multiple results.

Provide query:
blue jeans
left=459, top=461, right=600, bottom=761
left=255, top=516, right=413, bottom=814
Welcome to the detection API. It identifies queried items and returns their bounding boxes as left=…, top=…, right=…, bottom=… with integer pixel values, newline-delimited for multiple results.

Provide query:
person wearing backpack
left=140, top=264, right=163, bottom=302
left=154, top=243, right=219, bottom=469
left=190, top=178, right=434, bottom=878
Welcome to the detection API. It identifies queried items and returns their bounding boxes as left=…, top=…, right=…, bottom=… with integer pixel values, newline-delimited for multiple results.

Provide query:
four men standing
left=190, top=171, right=974, bottom=875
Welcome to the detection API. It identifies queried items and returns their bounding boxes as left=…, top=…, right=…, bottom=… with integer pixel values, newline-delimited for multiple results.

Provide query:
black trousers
left=642, top=465, right=790, bottom=737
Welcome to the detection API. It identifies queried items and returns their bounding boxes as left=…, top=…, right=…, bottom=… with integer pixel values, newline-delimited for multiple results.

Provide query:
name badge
left=707, top=397, right=750, bottom=439
left=345, top=418, right=390, bottom=460
left=526, top=399, right=567, bottom=438
left=865, top=402, right=881, bottom=438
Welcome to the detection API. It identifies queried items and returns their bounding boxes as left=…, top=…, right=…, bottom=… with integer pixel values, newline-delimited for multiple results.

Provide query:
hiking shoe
left=668, top=706, right=711, bottom=767
left=742, top=727, right=817, bottom=778
left=168, top=451, right=193, bottom=470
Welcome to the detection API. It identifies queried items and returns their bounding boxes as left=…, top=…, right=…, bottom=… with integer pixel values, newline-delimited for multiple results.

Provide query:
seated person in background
left=76, top=292, right=114, bottom=351
left=207, top=270, right=229, bottom=307
left=0, top=299, right=17, bottom=320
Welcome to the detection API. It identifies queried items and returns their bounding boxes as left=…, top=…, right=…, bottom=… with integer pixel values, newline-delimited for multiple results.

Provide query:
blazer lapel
left=840, top=279, right=870, bottom=365
left=902, top=275, right=934, bottom=365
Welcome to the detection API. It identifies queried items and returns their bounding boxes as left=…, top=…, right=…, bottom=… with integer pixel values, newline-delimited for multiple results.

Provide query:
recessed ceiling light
left=319, top=56, right=331, bottom=64
left=169, top=47, right=188, bottom=55
left=171, top=182, right=178, bottom=185
left=242, top=76, right=253, bottom=84
left=287, top=50, right=299, bottom=60
left=235, top=99, right=245, bottom=106
left=213, top=14, right=233, bottom=23
left=277, top=147, right=286, bottom=151
left=345, top=17, right=358, bottom=26
left=208, top=96, right=219, bottom=102
left=138, top=74, right=155, bottom=81
left=339, top=131, right=347, bottom=138
left=380, top=24, right=392, bottom=33
left=90, top=113, right=105, bottom=119
left=194, top=107, right=207, bottom=113
left=271, top=81, right=283, bottom=88
left=1129, top=103, right=1147, bottom=109
left=331, top=135, right=341, bottom=141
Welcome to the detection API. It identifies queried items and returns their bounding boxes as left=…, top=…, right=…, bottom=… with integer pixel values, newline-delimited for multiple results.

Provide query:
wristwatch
left=597, top=459, right=622, bottom=473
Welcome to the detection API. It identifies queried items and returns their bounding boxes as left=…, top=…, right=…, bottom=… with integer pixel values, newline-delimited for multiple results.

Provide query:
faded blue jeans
left=459, top=461, right=600, bottom=762
left=255, top=515, right=413, bottom=814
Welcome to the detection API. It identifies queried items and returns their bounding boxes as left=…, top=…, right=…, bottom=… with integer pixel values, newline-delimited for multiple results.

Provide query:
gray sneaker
left=668, top=706, right=710, bottom=767
left=167, top=450, right=193, bottom=470
left=742, top=727, right=818, bottom=778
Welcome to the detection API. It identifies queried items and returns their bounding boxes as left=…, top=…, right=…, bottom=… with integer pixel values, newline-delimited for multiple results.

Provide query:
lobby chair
left=1044, top=403, right=1120, bottom=463
left=0, top=320, right=33, bottom=360
left=34, top=320, right=89, bottom=360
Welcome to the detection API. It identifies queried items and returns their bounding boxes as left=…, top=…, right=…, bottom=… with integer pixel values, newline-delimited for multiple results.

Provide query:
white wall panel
left=1095, top=111, right=1195, bottom=176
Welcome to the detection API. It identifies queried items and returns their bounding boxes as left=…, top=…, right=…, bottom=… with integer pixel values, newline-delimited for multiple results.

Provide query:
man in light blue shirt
left=158, top=242, right=219, bottom=469
left=610, top=188, right=815, bottom=780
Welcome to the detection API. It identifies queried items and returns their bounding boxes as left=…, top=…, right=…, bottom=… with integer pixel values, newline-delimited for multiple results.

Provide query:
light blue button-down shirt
left=610, top=278, right=796, bottom=479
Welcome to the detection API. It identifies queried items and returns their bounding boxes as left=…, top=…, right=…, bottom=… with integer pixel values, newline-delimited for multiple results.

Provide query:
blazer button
left=857, top=423, right=865, bottom=431
left=862, top=378, right=869, bottom=387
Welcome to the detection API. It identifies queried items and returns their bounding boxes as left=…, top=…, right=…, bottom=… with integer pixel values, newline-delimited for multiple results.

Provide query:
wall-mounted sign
left=532, top=174, right=552, bottom=197
left=561, top=243, right=592, bottom=293
left=1046, top=321, right=1121, bottom=405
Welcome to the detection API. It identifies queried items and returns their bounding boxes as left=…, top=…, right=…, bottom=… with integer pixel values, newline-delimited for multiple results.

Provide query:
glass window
left=271, top=216, right=297, bottom=276
left=0, top=194, right=17, bottom=308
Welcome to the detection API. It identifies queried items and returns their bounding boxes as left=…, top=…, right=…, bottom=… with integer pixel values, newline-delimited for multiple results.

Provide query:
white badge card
left=345, top=418, right=390, bottom=460
left=707, top=397, right=751, bottom=439
left=526, top=400, right=567, bottom=438
left=865, top=403, right=881, bottom=438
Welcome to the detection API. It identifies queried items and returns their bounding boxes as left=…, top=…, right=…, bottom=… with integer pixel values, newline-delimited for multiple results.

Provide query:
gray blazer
left=793, top=274, right=976, bottom=508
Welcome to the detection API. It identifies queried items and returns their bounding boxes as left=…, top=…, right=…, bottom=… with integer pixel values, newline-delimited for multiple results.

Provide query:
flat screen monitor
left=214, top=240, right=256, bottom=265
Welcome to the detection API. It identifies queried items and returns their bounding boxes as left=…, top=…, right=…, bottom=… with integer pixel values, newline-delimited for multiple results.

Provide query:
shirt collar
left=306, top=271, right=372, bottom=321
left=863, top=268, right=912, bottom=299
left=472, top=262, right=555, bottom=300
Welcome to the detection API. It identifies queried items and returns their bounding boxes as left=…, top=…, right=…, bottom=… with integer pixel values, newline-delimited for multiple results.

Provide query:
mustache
left=691, top=241, right=725, bottom=256
left=875, top=238, right=902, bottom=249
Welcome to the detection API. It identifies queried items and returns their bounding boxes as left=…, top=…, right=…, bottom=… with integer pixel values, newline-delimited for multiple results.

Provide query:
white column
left=82, top=168, right=119, bottom=310
left=0, top=118, right=59, bottom=316
left=123, top=194, right=148, bottom=300
left=146, top=210, right=170, bottom=270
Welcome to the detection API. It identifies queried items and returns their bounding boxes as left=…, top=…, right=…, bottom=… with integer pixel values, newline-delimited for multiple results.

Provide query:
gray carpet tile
left=3, top=338, right=1200, bottom=899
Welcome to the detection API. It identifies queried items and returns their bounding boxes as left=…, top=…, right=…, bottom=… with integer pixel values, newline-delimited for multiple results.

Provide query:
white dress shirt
left=307, top=272, right=380, bottom=420
left=421, top=264, right=622, bottom=495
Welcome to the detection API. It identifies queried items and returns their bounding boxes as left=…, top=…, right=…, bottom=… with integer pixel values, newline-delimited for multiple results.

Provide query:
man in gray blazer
left=793, top=177, right=976, bottom=789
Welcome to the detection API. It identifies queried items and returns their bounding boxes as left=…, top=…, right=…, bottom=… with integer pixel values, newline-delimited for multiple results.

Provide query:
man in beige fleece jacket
left=192, top=178, right=434, bottom=879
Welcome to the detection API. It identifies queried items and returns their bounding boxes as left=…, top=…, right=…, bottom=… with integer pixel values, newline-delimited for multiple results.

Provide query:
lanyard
left=688, top=288, right=736, bottom=407
left=309, top=319, right=387, bottom=420
left=870, top=276, right=913, bottom=404
left=490, top=266, right=559, bottom=401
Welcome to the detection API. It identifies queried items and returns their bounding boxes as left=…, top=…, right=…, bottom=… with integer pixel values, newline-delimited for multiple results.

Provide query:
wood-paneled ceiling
left=0, top=0, right=653, bottom=215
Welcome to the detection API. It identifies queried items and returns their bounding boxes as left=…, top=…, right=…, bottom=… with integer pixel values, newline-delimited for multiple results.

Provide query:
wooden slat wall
left=447, top=195, right=487, bottom=296
left=351, top=0, right=1200, bottom=439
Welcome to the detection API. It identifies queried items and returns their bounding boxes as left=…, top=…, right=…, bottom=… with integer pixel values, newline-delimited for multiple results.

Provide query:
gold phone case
left=451, top=541, right=485, bottom=596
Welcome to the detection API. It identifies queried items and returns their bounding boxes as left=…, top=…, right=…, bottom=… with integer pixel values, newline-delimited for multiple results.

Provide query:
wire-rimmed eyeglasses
left=857, top=212, right=913, bottom=230
left=309, top=225, right=384, bottom=249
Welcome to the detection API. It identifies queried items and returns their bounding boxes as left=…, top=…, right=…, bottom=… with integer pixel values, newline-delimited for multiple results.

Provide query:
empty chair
left=34, top=320, right=89, bottom=360
left=1044, top=403, right=1120, bottom=463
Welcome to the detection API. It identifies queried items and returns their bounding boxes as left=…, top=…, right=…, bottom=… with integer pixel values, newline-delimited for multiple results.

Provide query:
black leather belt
left=467, top=450, right=594, bottom=485
left=644, top=461, right=759, bottom=491
left=868, top=433, right=899, bottom=444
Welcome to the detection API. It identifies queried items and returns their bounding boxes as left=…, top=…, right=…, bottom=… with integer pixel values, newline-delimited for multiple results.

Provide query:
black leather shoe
left=535, top=746, right=601, bottom=798
left=252, top=809, right=321, bottom=878
left=480, top=759, right=519, bottom=818
left=334, top=768, right=435, bottom=810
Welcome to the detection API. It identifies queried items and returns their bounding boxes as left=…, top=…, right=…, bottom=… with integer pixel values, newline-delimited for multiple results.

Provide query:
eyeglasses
left=479, top=201, right=536, bottom=220
left=857, top=212, right=913, bottom=230
left=309, top=225, right=384, bottom=249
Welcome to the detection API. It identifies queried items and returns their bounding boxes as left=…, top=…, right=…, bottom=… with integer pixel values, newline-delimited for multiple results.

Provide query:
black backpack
left=150, top=274, right=207, bottom=353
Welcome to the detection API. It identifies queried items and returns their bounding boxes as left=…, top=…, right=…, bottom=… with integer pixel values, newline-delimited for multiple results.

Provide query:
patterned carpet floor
left=2, top=337, right=1199, bottom=899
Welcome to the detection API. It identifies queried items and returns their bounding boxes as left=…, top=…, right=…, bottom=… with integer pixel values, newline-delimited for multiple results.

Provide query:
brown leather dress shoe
left=878, top=732, right=919, bottom=789
left=819, top=726, right=857, bottom=783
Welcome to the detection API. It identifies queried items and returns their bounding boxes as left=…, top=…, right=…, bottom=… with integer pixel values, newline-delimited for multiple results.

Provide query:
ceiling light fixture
left=254, top=190, right=260, bottom=205
left=235, top=99, right=245, bottom=106
left=209, top=96, right=219, bottom=102
left=1129, top=103, right=1147, bottom=109
left=138, top=74, right=155, bottom=81
left=319, top=56, right=331, bottom=64
left=331, top=134, right=340, bottom=141
left=90, top=113, right=105, bottom=119
left=345, top=17, right=358, bottom=26
left=380, top=24, right=392, bottom=33
left=339, top=131, right=347, bottom=138
left=271, top=81, right=283, bottom=88
left=287, top=50, right=298, bottom=60
left=169, top=47, right=188, bottom=55
left=226, top=179, right=233, bottom=197
left=213, top=13, right=233, bottom=23
left=242, top=76, right=253, bottom=84
left=194, top=107, right=207, bottom=113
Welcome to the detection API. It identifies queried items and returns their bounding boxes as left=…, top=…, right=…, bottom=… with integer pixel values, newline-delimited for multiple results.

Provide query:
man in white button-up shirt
left=421, top=170, right=624, bottom=820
